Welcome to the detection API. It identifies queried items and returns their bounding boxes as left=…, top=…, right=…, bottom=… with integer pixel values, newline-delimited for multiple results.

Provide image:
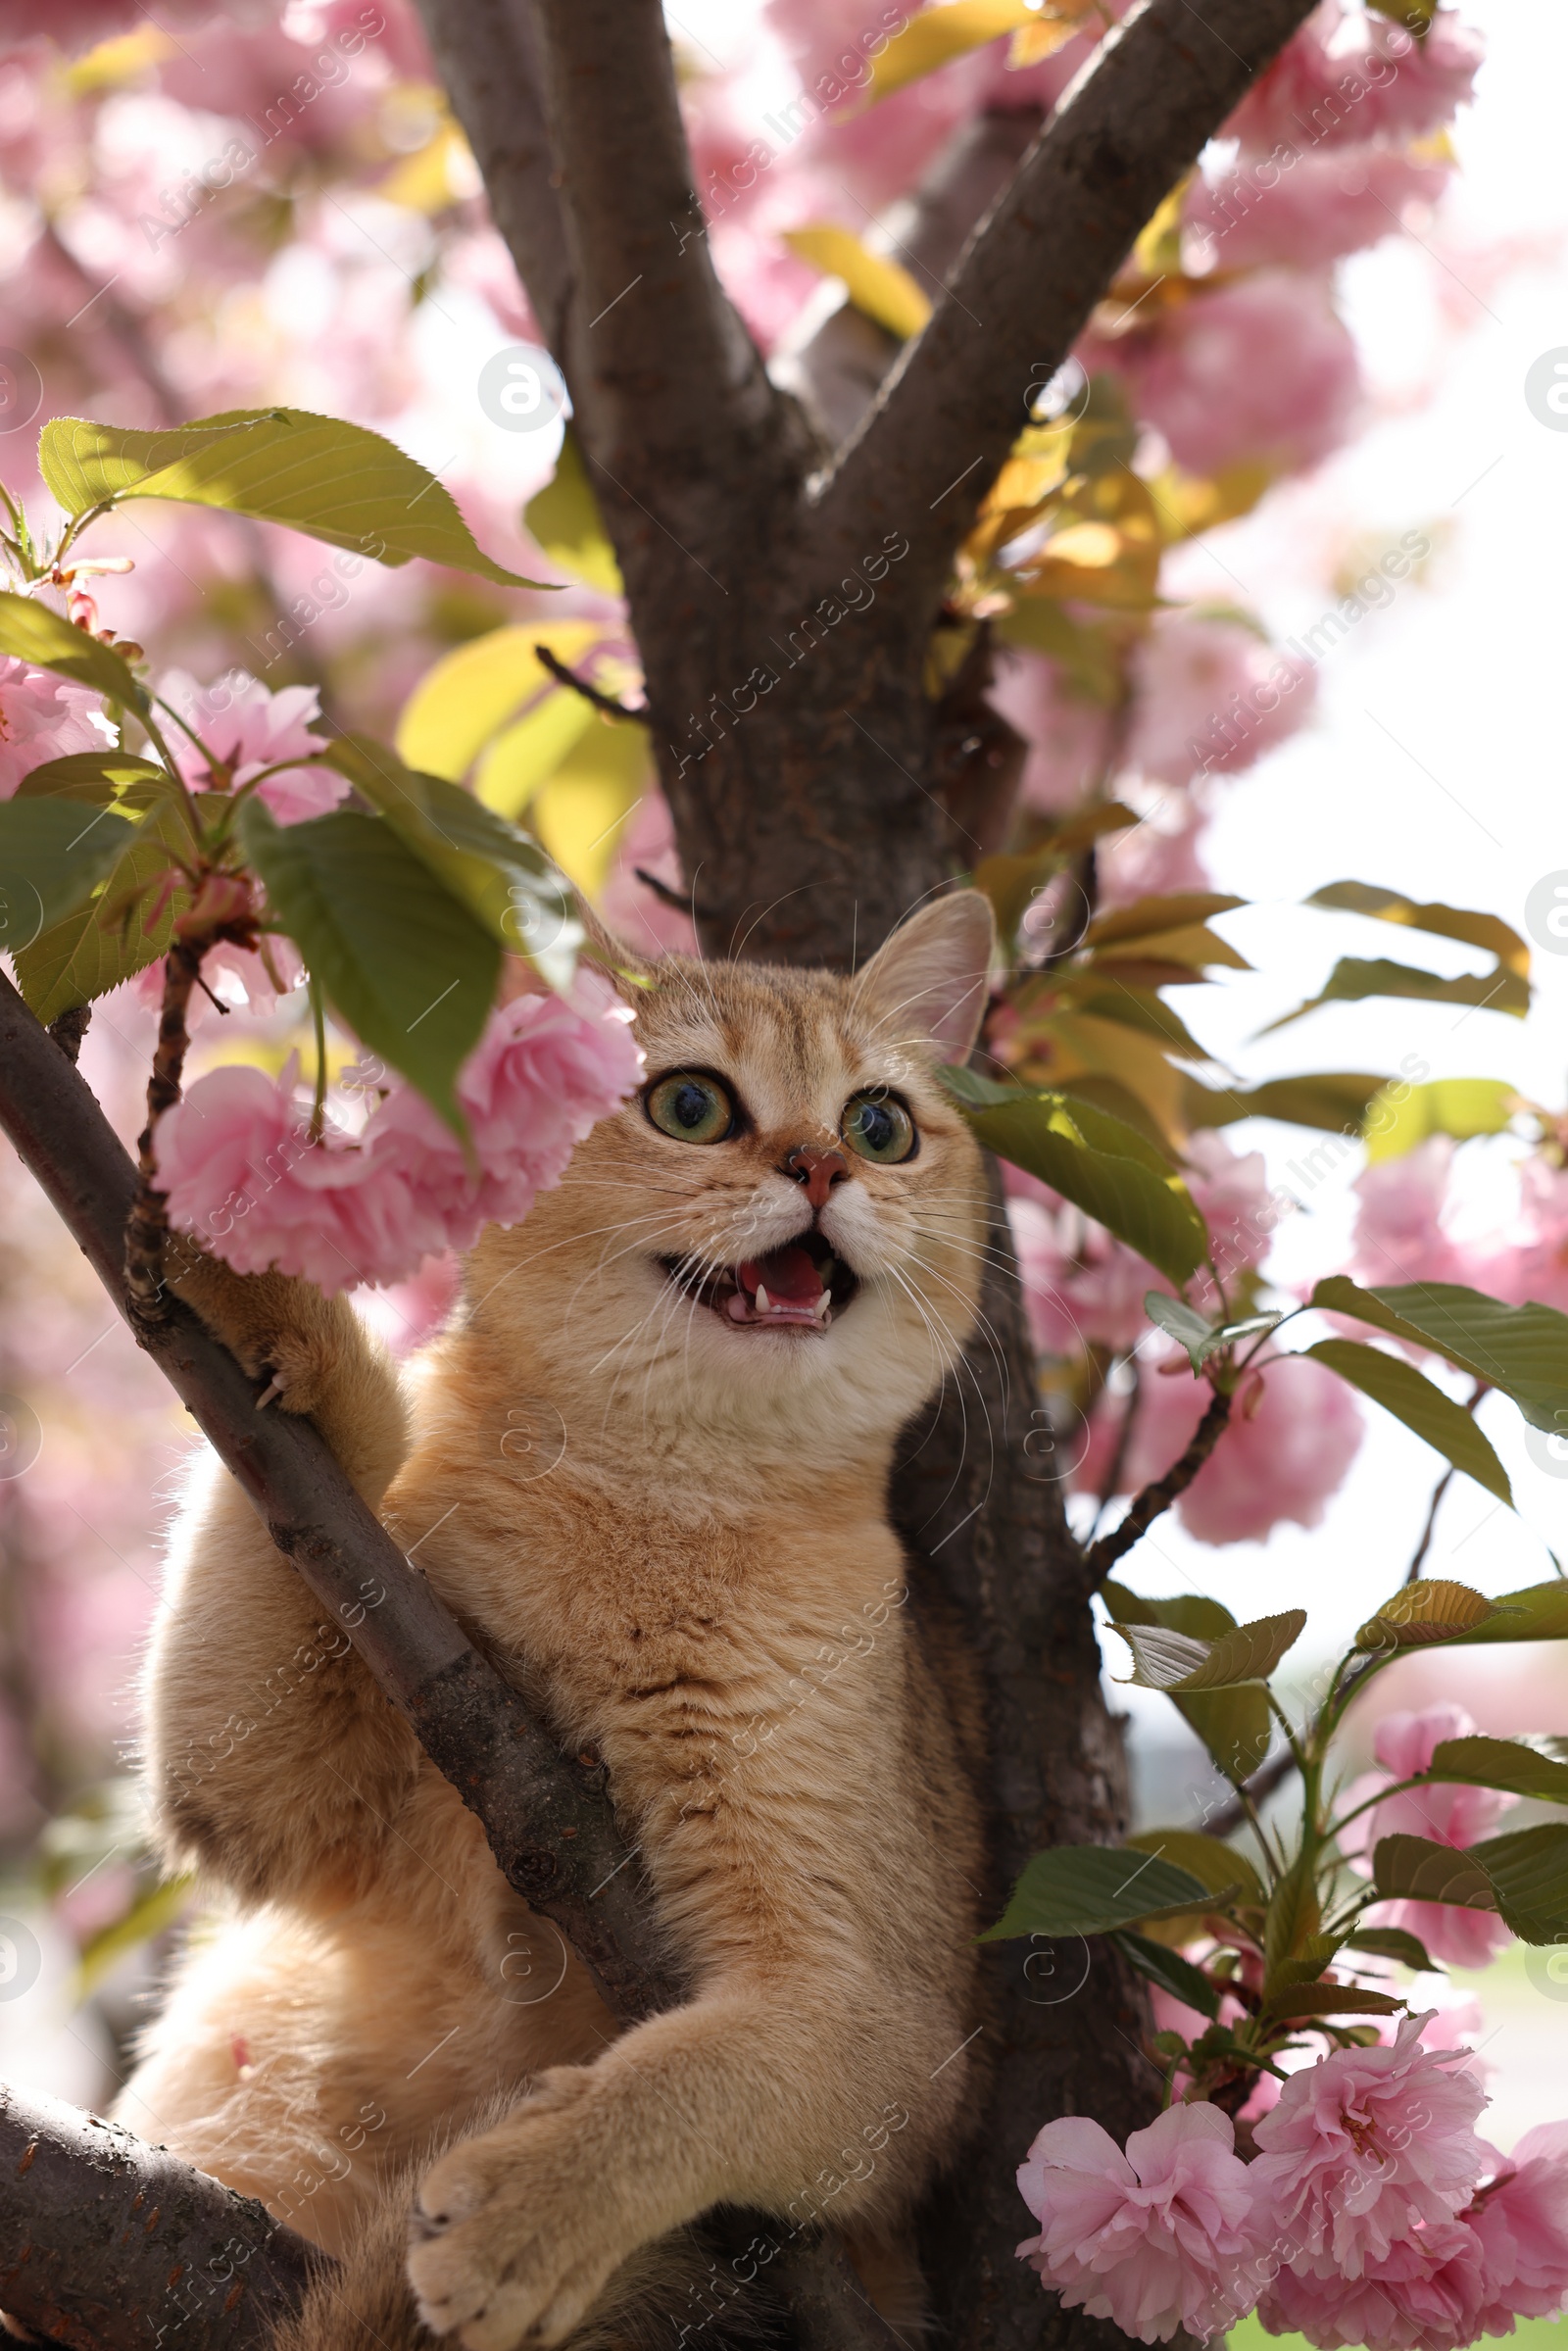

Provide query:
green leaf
left=1424, top=1736, right=1568, bottom=1804
left=1145, top=1291, right=1278, bottom=1370
left=1263, top=1980, right=1406, bottom=2021
left=1184, top=1070, right=1390, bottom=1135
left=979, top=1845, right=1213, bottom=1942
left=1306, top=881, right=1530, bottom=977
left=991, top=604, right=1125, bottom=703
left=1348, top=1925, right=1440, bottom=1973
left=396, top=621, right=605, bottom=782
left=1061, top=979, right=1212, bottom=1062
left=1110, top=1930, right=1220, bottom=2019
left=523, top=426, right=623, bottom=598
left=0, top=799, right=138, bottom=953
left=1101, top=1587, right=1272, bottom=1784
left=1470, top=1824, right=1568, bottom=1943
left=1310, top=1277, right=1568, bottom=1437
left=951, top=1085, right=1207, bottom=1285
left=1305, top=1339, right=1512, bottom=1505
left=1440, top=1582, right=1568, bottom=1646
left=1355, top=1578, right=1504, bottom=1652
left=1265, top=1851, right=1322, bottom=1981
left=1123, top=1829, right=1265, bottom=1909
left=1372, top=1834, right=1498, bottom=1912
left=1363, top=1077, right=1516, bottom=1164
left=321, top=735, right=579, bottom=988
left=238, top=801, right=499, bottom=1134
left=39, top=410, right=549, bottom=590
left=13, top=833, right=188, bottom=1022
left=1085, top=893, right=1247, bottom=949
left=14, top=750, right=170, bottom=809
left=0, top=590, right=144, bottom=708
left=1263, top=955, right=1530, bottom=1034
left=1112, top=1609, right=1306, bottom=1692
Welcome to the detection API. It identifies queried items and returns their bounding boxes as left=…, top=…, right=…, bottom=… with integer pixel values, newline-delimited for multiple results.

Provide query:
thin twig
left=123, top=941, right=201, bottom=1330
left=634, top=866, right=713, bottom=922
left=534, top=641, right=649, bottom=723
left=1086, top=1386, right=1232, bottom=1582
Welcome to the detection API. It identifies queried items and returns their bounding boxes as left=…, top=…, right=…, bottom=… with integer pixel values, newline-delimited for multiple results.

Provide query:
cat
left=113, top=889, right=997, bottom=2351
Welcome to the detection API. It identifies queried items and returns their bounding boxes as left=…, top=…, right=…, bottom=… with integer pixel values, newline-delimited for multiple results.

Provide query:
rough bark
left=0, top=2086, right=319, bottom=2351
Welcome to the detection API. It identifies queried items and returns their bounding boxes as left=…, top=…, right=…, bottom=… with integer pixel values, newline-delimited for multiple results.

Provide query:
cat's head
left=469, top=893, right=996, bottom=1463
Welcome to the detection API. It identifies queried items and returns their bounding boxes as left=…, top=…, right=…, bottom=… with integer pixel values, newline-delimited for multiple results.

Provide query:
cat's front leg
left=405, top=1984, right=955, bottom=2351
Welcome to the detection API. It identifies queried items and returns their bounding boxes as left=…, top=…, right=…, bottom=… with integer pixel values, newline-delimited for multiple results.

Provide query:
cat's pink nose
left=784, top=1146, right=848, bottom=1210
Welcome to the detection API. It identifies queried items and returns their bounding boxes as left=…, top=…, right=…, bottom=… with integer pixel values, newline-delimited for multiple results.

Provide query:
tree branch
left=1085, top=1386, right=1232, bottom=1583
left=0, top=2086, right=319, bottom=2351
left=771, top=106, right=1043, bottom=453
left=810, top=0, right=1321, bottom=630
left=0, top=969, right=676, bottom=2030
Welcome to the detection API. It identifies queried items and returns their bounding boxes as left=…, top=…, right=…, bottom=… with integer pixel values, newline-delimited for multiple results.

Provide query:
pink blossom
left=1493, top=1154, right=1568, bottom=1315
left=1124, top=613, right=1316, bottom=787
left=1249, top=2013, right=1489, bottom=2281
left=1227, top=4, right=1483, bottom=158
left=1351, top=1140, right=1481, bottom=1292
left=158, top=668, right=351, bottom=825
left=1186, top=146, right=1451, bottom=275
left=0, top=656, right=108, bottom=798
left=1339, top=1706, right=1515, bottom=1971
left=989, top=651, right=1116, bottom=817
left=152, top=981, right=643, bottom=1292
left=1467, top=2124, right=1568, bottom=2327
left=1097, top=785, right=1214, bottom=908
left=1256, top=2218, right=1487, bottom=2351
left=1082, top=270, right=1359, bottom=478
left=1016, top=2104, right=1262, bottom=2343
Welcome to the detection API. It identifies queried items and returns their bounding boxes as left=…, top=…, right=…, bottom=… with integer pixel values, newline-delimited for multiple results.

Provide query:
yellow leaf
left=1149, top=459, right=1277, bottom=543
left=530, top=720, right=650, bottom=897
left=524, top=428, right=624, bottom=599
left=475, top=690, right=596, bottom=819
left=397, top=621, right=605, bottom=781
left=65, top=24, right=172, bottom=93
left=782, top=226, right=932, bottom=342
left=1131, top=177, right=1191, bottom=280
left=1006, top=7, right=1094, bottom=66
left=378, top=125, right=480, bottom=214
left=862, top=0, right=1039, bottom=103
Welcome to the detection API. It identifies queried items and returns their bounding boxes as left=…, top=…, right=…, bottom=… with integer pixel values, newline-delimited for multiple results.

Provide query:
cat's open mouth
left=662, top=1231, right=858, bottom=1331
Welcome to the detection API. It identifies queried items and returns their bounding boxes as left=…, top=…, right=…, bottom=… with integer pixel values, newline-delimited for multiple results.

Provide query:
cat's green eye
left=646, top=1071, right=736, bottom=1145
left=842, top=1092, right=916, bottom=1166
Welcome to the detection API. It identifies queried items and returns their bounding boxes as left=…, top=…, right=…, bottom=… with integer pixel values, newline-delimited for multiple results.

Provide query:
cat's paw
left=169, top=1255, right=348, bottom=1416
left=409, top=2076, right=641, bottom=2351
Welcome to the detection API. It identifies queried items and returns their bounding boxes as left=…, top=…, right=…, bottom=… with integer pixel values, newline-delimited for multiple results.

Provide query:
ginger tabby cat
left=115, top=891, right=996, bottom=2351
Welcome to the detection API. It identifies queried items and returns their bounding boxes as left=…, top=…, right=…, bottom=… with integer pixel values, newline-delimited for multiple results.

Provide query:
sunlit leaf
left=1112, top=1609, right=1306, bottom=1692
left=945, top=1079, right=1207, bottom=1284
left=1305, top=1339, right=1512, bottom=1504
left=1310, top=1276, right=1568, bottom=1436
left=861, top=0, right=1039, bottom=105
left=1355, top=1578, right=1502, bottom=1652
left=0, top=590, right=143, bottom=708
left=0, top=799, right=138, bottom=955
left=1363, top=1076, right=1516, bottom=1163
left=1146, top=1291, right=1278, bottom=1371
left=75, top=1872, right=194, bottom=1998
left=979, top=1845, right=1214, bottom=1942
left=238, top=800, right=499, bottom=1134
left=1090, top=922, right=1251, bottom=977
left=1184, top=1070, right=1389, bottom=1135
left=990, top=601, right=1124, bottom=702
left=14, top=750, right=169, bottom=808
left=782, top=225, right=932, bottom=341
left=523, top=427, right=624, bottom=599
left=1441, top=1582, right=1568, bottom=1646
left=1263, top=955, right=1530, bottom=1034
left=40, top=410, right=548, bottom=588
left=527, top=712, right=649, bottom=896
left=396, top=621, right=605, bottom=782
left=1307, top=880, right=1529, bottom=977
left=1085, top=893, right=1247, bottom=949
left=13, top=832, right=188, bottom=1022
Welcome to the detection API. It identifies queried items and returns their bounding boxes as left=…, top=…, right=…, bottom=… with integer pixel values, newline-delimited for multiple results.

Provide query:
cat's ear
left=855, top=890, right=995, bottom=1061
